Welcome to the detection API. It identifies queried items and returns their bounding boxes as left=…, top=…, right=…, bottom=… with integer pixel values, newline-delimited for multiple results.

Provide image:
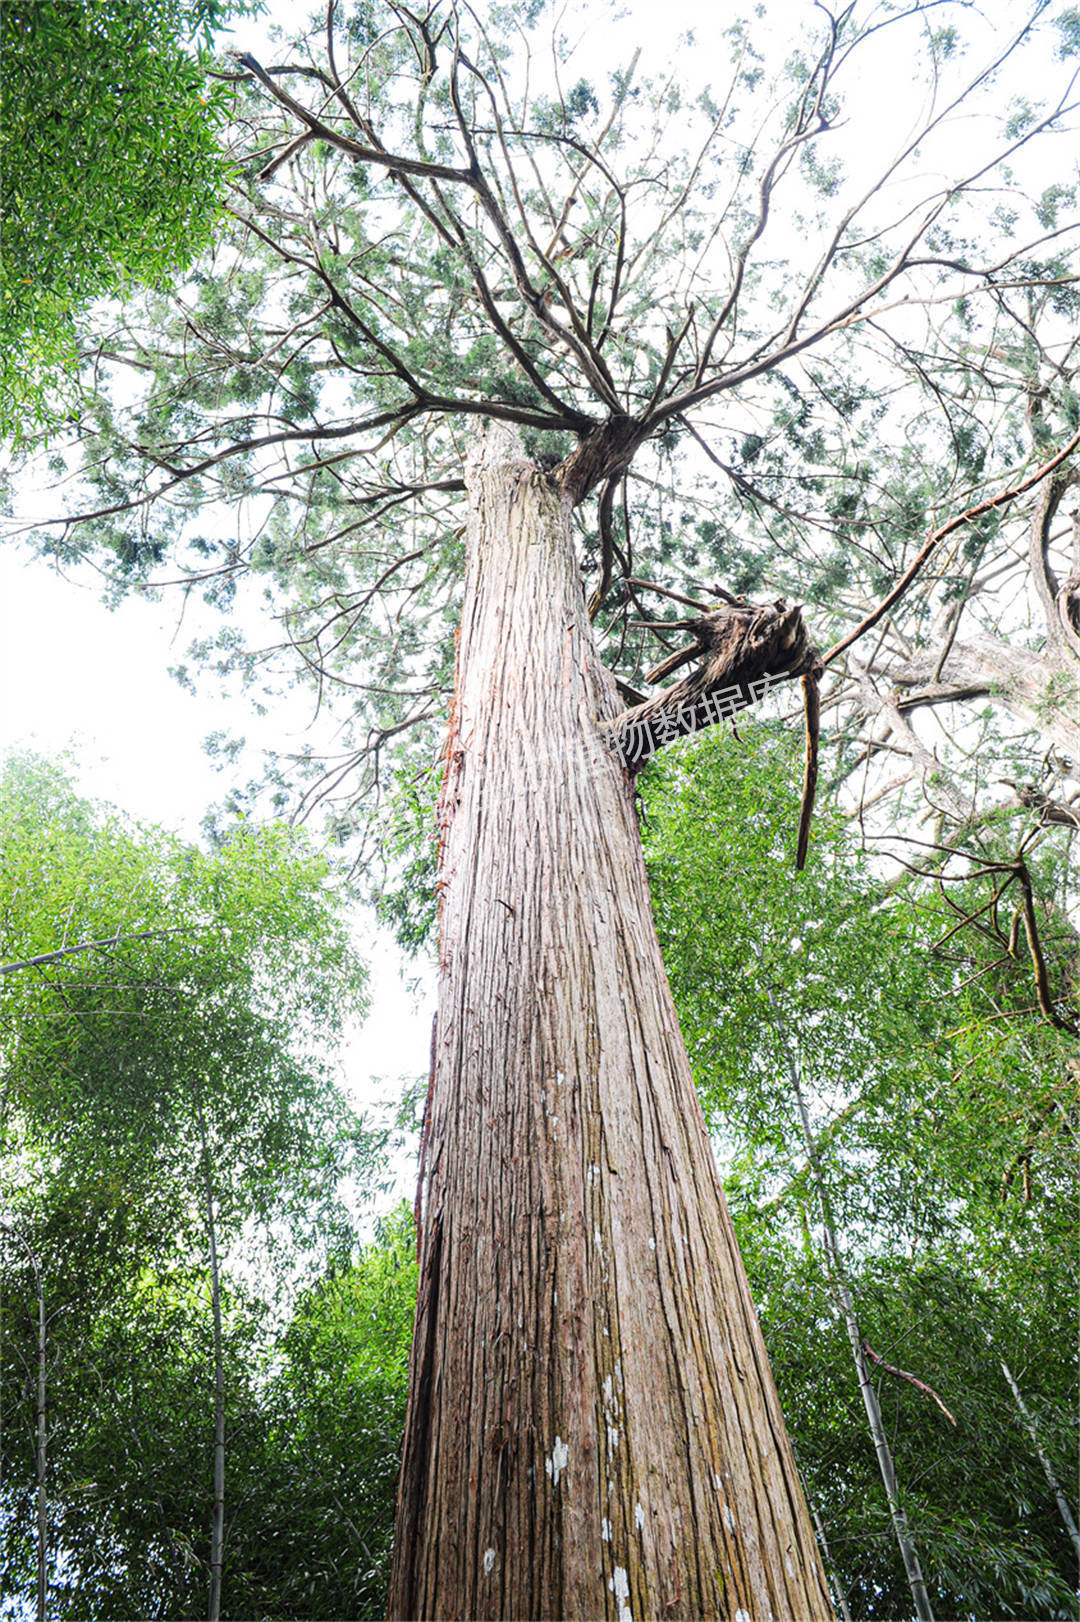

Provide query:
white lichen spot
left=723, top=1505, right=736, bottom=1533
left=601, top=1518, right=612, bottom=1542
left=609, top=1565, right=632, bottom=1622
left=648, top=1236, right=656, bottom=1251
left=556, top=1069, right=566, bottom=1086
left=545, top=1436, right=570, bottom=1487
left=713, top=1473, right=723, bottom=1492
left=607, top=1424, right=619, bottom=1451
left=602, top=1374, right=614, bottom=1408
left=635, top=1502, right=645, bottom=1531
left=594, top=1224, right=603, bottom=1248
left=549, top=1115, right=558, bottom=1137
left=587, top=1162, right=601, bottom=1185
left=483, top=1548, right=496, bottom=1576
left=734, top=1610, right=752, bottom=1622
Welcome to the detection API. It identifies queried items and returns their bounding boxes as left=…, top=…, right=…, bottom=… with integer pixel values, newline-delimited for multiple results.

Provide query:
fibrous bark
left=602, top=599, right=818, bottom=772
left=388, top=429, right=832, bottom=1622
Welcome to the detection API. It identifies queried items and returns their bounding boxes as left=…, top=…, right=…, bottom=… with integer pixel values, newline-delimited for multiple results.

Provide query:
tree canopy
left=0, top=755, right=395, bottom=1616
left=0, top=0, right=254, bottom=445
left=11, top=0, right=1077, bottom=860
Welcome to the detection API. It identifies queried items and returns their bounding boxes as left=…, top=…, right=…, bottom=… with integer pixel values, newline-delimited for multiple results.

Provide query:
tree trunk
left=205, top=1197, right=226, bottom=1622
left=194, top=1095, right=226, bottom=1622
left=388, top=429, right=832, bottom=1622
left=35, top=1257, right=47, bottom=1622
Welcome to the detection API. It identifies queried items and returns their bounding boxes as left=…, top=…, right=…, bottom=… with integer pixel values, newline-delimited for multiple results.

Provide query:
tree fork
left=388, top=427, right=832, bottom=1621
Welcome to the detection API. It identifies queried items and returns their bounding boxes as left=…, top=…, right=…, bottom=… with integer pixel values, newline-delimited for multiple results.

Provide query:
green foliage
left=1056, top=7, right=1080, bottom=57
left=372, top=763, right=441, bottom=955
left=1, top=1259, right=272, bottom=1618
left=641, top=723, right=1079, bottom=1617
left=749, top=1239, right=1079, bottom=1620
left=0, top=753, right=407, bottom=1617
left=0, top=0, right=246, bottom=445
left=230, top=1206, right=417, bottom=1618
left=1, top=1212, right=418, bottom=1620
left=642, top=727, right=934, bottom=1196
left=0, top=755, right=371, bottom=1231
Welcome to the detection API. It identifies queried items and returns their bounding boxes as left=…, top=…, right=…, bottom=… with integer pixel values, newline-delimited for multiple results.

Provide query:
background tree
left=233, top=1204, right=417, bottom=1619
left=640, top=721, right=1078, bottom=1618
left=0, top=754, right=380, bottom=1618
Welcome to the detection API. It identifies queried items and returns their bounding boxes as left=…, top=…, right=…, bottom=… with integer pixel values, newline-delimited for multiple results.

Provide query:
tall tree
left=7, top=3, right=1080, bottom=1615
left=390, top=426, right=826, bottom=1619
left=0, top=755, right=372, bottom=1617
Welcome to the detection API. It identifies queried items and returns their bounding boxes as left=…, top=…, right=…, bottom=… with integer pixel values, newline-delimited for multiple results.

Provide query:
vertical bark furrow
left=389, top=432, right=832, bottom=1621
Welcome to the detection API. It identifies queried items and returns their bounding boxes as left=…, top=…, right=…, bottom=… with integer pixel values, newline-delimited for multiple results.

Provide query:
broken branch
left=601, top=598, right=815, bottom=770
left=861, top=1340, right=957, bottom=1426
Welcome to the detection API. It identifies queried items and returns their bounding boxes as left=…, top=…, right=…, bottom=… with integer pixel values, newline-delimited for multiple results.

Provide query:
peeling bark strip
left=602, top=599, right=819, bottom=770
left=388, top=429, right=832, bottom=1622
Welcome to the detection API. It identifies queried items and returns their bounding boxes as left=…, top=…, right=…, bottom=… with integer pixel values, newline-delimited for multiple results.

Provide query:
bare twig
left=825, top=428, right=1080, bottom=667
left=861, top=1340, right=957, bottom=1427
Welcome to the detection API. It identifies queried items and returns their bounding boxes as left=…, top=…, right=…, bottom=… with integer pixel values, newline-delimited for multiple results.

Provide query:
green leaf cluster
left=0, top=0, right=245, bottom=445
left=0, top=754, right=420, bottom=1616
left=641, top=723, right=1078, bottom=1617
